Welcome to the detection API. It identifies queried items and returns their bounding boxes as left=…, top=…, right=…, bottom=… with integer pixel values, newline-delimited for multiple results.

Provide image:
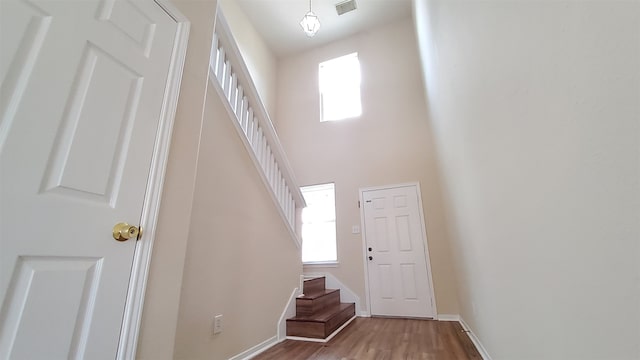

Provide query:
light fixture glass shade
left=300, top=11, right=320, bottom=37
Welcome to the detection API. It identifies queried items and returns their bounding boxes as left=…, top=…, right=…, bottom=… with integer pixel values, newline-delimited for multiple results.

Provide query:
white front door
left=361, top=184, right=435, bottom=318
left=0, top=0, right=178, bottom=358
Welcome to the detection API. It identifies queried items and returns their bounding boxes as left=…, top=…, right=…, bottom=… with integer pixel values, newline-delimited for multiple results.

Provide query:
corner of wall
left=136, top=1, right=218, bottom=359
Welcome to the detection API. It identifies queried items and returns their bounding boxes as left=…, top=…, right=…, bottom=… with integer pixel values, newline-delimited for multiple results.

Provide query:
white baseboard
left=458, top=316, right=492, bottom=360
left=437, top=314, right=460, bottom=321
left=227, top=336, right=279, bottom=360
left=277, top=287, right=301, bottom=341
left=358, top=311, right=371, bottom=317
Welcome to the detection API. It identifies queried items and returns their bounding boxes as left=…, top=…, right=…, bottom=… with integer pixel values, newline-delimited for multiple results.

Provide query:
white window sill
left=303, top=261, right=339, bottom=268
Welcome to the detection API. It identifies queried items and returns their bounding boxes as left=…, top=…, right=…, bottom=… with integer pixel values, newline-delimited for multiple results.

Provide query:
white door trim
left=116, top=1, right=190, bottom=359
left=358, top=182, right=438, bottom=317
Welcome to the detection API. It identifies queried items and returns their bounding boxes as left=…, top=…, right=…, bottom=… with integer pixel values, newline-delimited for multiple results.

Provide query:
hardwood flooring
left=253, top=317, right=482, bottom=360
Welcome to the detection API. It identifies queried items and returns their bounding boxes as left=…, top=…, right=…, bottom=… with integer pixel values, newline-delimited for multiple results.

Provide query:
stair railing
left=209, top=11, right=305, bottom=247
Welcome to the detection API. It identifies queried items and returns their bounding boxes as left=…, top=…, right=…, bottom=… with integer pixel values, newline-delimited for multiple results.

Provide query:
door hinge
left=358, top=200, right=360, bottom=208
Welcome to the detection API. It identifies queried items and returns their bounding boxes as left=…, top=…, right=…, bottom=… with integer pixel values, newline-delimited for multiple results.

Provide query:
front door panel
left=363, top=185, right=434, bottom=318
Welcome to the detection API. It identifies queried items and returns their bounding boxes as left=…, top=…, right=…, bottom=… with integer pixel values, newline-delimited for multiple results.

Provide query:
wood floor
left=253, top=318, right=482, bottom=360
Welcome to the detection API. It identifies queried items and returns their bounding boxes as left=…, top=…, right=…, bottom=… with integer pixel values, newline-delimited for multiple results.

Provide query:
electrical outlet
left=213, top=314, right=223, bottom=334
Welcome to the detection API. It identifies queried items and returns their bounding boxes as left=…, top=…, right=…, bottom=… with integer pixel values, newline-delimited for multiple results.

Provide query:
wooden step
left=286, top=303, right=356, bottom=339
left=295, top=288, right=340, bottom=317
left=303, top=276, right=325, bottom=295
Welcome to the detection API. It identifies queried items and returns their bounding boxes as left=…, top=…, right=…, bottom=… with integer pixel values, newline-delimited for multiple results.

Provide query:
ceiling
left=235, top=0, right=413, bottom=57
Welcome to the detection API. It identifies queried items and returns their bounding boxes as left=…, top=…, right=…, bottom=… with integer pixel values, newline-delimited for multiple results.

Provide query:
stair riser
left=324, top=303, right=355, bottom=337
left=303, top=277, right=325, bottom=295
left=286, top=321, right=325, bottom=338
left=296, top=290, right=340, bottom=316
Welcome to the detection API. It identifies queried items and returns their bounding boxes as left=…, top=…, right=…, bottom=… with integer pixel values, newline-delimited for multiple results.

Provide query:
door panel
left=3, top=256, right=102, bottom=360
left=98, top=0, right=157, bottom=56
left=0, top=0, right=177, bottom=358
left=363, top=185, right=434, bottom=318
left=42, top=43, right=144, bottom=204
left=0, top=0, right=51, bottom=151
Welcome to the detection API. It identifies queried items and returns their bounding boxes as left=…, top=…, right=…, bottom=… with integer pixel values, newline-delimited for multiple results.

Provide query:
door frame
left=115, top=1, right=190, bottom=359
left=358, top=182, right=438, bottom=318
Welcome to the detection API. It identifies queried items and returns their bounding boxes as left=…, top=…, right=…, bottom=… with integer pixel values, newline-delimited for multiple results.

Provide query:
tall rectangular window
left=301, top=183, right=337, bottom=263
left=319, top=53, right=361, bottom=122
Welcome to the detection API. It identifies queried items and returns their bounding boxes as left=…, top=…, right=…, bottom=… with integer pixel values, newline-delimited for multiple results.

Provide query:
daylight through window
left=319, top=53, right=361, bottom=122
left=301, top=183, right=337, bottom=263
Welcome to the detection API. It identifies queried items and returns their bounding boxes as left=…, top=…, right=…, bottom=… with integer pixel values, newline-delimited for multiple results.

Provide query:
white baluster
left=290, top=196, right=295, bottom=224
left=276, top=171, right=283, bottom=205
left=288, top=190, right=293, bottom=223
left=211, top=34, right=219, bottom=73
left=290, top=198, right=295, bottom=227
left=280, top=179, right=285, bottom=208
left=241, top=99, right=248, bottom=129
left=263, top=141, right=269, bottom=172
left=264, top=144, right=271, bottom=173
left=242, top=103, right=249, bottom=133
left=244, top=107, right=253, bottom=135
left=246, top=113, right=254, bottom=144
left=229, top=72, right=237, bottom=102
left=280, top=177, right=285, bottom=207
left=235, top=85, right=244, bottom=119
left=258, top=134, right=264, bottom=169
left=283, top=185, right=288, bottom=211
left=221, top=59, right=230, bottom=92
left=269, top=154, right=275, bottom=187
left=224, top=60, right=232, bottom=97
left=272, top=158, right=278, bottom=190
left=255, top=126, right=262, bottom=157
left=216, top=47, right=225, bottom=82
left=268, top=154, right=275, bottom=186
left=272, top=158, right=277, bottom=190
left=283, top=187, right=290, bottom=221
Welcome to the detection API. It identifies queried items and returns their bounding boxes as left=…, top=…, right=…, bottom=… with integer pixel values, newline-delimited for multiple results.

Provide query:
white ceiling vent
left=335, top=0, right=357, bottom=15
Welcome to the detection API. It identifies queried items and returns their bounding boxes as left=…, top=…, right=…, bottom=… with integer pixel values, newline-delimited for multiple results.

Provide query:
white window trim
left=303, top=261, right=340, bottom=267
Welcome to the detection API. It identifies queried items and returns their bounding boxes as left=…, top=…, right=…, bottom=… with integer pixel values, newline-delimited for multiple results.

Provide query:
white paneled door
left=0, top=0, right=178, bottom=358
left=362, top=184, right=435, bottom=318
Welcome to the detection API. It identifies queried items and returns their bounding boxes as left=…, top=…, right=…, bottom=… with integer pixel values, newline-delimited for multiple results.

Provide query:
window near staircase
left=319, top=53, right=361, bottom=122
left=301, top=183, right=337, bottom=264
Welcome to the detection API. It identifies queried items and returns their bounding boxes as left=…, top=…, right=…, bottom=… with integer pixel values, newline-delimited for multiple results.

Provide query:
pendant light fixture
left=300, top=0, right=320, bottom=37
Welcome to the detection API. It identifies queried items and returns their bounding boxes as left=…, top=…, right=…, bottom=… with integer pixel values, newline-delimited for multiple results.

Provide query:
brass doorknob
left=113, top=222, right=140, bottom=241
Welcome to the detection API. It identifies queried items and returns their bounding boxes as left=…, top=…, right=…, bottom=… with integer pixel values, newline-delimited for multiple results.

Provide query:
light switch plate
left=213, top=314, right=223, bottom=334
left=352, top=225, right=360, bottom=234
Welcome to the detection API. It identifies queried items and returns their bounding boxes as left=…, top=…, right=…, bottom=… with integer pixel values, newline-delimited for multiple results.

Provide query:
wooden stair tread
left=299, top=288, right=339, bottom=300
left=288, top=303, right=355, bottom=323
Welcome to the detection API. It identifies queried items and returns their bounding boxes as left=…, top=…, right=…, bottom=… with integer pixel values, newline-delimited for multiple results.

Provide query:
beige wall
left=136, top=1, right=217, bottom=359
left=274, top=18, right=460, bottom=315
left=219, top=0, right=278, bottom=116
left=173, top=86, right=302, bottom=360
left=414, top=0, right=640, bottom=359
left=138, top=2, right=301, bottom=358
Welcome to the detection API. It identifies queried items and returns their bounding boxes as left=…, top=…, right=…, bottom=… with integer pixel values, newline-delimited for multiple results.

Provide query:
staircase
left=286, top=277, right=356, bottom=339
